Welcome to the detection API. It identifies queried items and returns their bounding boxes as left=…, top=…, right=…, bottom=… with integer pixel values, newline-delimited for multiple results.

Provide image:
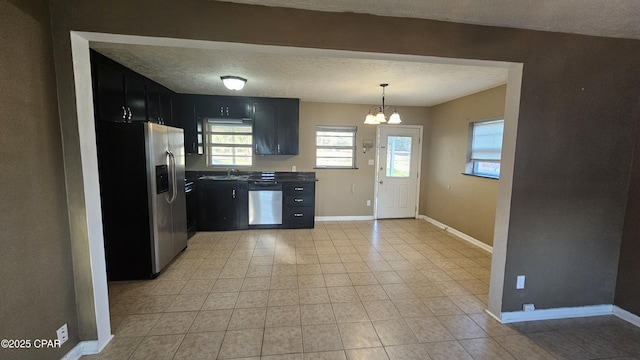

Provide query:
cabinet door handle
left=255, top=143, right=258, bottom=153
left=127, top=107, right=132, bottom=121
left=232, top=189, right=236, bottom=199
left=277, top=144, right=280, bottom=154
left=294, top=187, right=304, bottom=191
left=294, top=213, right=303, bottom=217
left=294, top=198, right=303, bottom=202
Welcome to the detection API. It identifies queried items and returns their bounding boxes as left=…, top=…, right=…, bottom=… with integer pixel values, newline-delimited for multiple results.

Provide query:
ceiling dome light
left=221, top=76, right=247, bottom=90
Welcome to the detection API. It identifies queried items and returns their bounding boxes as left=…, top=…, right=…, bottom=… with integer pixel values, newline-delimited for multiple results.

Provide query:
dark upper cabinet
left=253, top=102, right=277, bottom=155
left=276, top=99, right=300, bottom=155
left=171, top=94, right=299, bottom=155
left=125, top=74, right=147, bottom=122
left=147, top=83, right=173, bottom=125
left=195, top=95, right=252, bottom=120
left=196, top=180, right=248, bottom=231
left=90, top=50, right=174, bottom=124
left=91, top=53, right=127, bottom=122
left=91, top=51, right=147, bottom=122
left=253, top=98, right=299, bottom=155
left=175, top=94, right=252, bottom=154
left=174, top=94, right=201, bottom=154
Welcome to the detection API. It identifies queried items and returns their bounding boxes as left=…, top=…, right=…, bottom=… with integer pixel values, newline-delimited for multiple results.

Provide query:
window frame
left=315, top=125, right=357, bottom=169
left=204, top=119, right=253, bottom=167
left=465, top=119, right=504, bottom=179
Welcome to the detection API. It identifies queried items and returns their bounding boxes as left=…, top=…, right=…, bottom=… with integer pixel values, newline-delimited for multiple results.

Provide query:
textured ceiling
left=92, top=43, right=509, bottom=107
left=91, top=1, right=639, bottom=107
left=219, top=0, right=640, bottom=40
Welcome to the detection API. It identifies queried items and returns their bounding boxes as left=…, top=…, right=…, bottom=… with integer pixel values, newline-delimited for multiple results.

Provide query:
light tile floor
left=83, top=219, right=640, bottom=360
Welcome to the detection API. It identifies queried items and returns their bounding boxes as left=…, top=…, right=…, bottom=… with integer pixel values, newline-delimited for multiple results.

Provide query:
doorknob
left=379, top=180, right=384, bottom=184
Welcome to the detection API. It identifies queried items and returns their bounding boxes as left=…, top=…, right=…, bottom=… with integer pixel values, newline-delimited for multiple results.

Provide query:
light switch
left=368, top=159, right=375, bottom=166
left=516, top=275, right=525, bottom=289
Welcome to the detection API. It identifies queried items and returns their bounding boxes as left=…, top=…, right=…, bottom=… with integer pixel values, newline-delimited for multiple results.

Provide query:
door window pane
left=386, top=136, right=412, bottom=177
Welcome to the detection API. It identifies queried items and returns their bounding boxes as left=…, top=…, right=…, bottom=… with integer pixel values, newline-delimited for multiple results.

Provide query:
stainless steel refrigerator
left=96, top=121, right=187, bottom=280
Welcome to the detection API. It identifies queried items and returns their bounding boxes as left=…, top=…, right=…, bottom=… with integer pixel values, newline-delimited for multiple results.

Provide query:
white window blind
left=315, top=126, right=357, bottom=168
left=205, top=120, right=253, bottom=166
left=471, top=120, right=504, bottom=161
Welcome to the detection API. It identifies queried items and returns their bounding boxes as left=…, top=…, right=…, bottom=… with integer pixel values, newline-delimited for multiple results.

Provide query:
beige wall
left=422, top=86, right=507, bottom=246
left=0, top=1, right=79, bottom=358
left=187, top=101, right=429, bottom=216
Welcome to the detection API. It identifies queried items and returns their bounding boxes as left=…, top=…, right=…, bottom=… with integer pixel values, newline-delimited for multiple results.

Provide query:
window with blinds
left=205, top=120, right=253, bottom=166
left=315, top=126, right=357, bottom=169
left=467, top=119, right=504, bottom=178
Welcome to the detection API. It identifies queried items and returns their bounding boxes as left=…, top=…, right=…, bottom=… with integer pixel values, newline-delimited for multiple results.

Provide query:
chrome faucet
left=227, top=168, right=239, bottom=177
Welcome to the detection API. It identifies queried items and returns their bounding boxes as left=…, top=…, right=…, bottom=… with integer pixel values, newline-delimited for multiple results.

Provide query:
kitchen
left=91, top=42, right=508, bottom=280
left=7, top=1, right=640, bottom=358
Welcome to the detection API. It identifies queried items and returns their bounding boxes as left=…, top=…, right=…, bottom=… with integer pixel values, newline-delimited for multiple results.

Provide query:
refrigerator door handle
left=171, top=151, right=178, bottom=203
left=166, top=150, right=178, bottom=204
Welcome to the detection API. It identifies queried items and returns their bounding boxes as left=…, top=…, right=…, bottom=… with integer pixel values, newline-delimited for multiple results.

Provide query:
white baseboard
left=613, top=306, right=640, bottom=328
left=315, top=216, right=375, bottom=222
left=61, top=343, right=83, bottom=360
left=418, top=215, right=493, bottom=254
left=485, top=308, right=503, bottom=323
left=61, top=336, right=114, bottom=360
left=500, top=305, right=613, bottom=323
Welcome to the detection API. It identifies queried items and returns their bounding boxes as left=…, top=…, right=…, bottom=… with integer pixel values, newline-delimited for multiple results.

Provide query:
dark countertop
left=186, top=170, right=317, bottom=182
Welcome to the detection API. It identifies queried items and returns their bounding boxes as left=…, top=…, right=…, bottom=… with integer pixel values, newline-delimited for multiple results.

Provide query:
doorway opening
left=66, top=32, right=522, bottom=349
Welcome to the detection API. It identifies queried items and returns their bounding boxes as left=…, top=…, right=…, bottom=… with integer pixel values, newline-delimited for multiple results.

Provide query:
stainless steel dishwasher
left=248, top=181, right=283, bottom=225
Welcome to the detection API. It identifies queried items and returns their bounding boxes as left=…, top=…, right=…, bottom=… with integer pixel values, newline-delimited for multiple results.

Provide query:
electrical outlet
left=516, top=275, right=525, bottom=289
left=57, top=324, right=68, bottom=345
left=366, top=200, right=371, bottom=207
left=523, top=303, right=535, bottom=312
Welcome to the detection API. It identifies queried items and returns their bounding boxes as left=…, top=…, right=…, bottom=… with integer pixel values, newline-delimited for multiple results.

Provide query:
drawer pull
left=294, top=213, right=304, bottom=217
left=294, top=198, right=304, bottom=202
left=294, top=187, right=304, bottom=191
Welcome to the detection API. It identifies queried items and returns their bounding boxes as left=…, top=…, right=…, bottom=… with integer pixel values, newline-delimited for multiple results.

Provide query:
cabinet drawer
left=282, top=207, right=315, bottom=228
left=284, top=182, right=315, bottom=195
left=285, top=195, right=314, bottom=207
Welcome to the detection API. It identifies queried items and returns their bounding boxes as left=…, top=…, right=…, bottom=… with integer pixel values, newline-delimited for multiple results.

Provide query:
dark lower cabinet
left=197, top=180, right=248, bottom=231
left=283, top=207, right=315, bottom=228
left=282, top=181, right=315, bottom=228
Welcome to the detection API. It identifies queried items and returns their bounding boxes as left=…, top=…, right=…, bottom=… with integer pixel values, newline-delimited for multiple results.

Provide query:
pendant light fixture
left=221, top=76, right=247, bottom=90
left=364, top=83, right=402, bottom=125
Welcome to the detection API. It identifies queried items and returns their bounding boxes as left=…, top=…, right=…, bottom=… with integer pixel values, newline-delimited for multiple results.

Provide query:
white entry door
left=376, top=125, right=422, bottom=219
